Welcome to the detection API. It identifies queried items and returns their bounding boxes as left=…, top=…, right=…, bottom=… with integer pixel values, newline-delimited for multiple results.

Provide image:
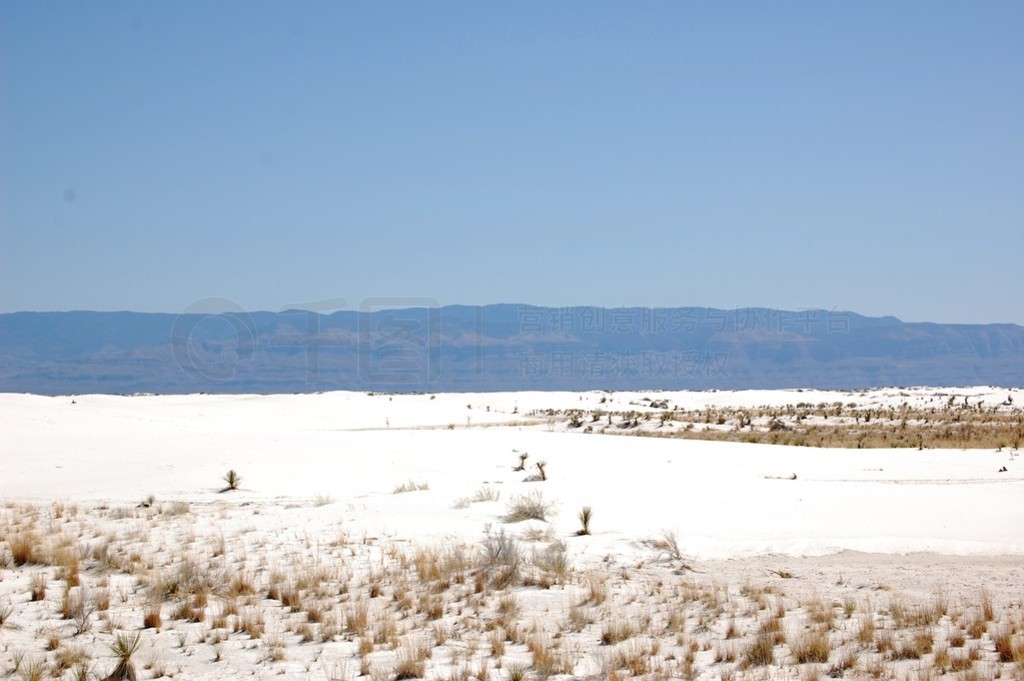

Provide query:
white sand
left=1, top=388, right=1022, bottom=680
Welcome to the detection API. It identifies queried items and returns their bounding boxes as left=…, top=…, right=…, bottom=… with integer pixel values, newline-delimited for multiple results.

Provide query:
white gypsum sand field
left=0, top=388, right=1022, bottom=681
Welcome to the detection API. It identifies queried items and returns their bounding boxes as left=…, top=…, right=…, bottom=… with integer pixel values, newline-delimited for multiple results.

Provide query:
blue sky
left=1, top=3, right=1021, bottom=323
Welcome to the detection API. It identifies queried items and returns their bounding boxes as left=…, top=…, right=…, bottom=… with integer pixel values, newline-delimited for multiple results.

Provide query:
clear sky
left=1, top=2, right=1021, bottom=323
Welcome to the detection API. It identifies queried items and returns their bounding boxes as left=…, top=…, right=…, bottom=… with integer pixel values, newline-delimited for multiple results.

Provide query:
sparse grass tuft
left=393, top=480, right=430, bottom=494
left=30, top=572, right=47, bottom=601
left=652, top=530, right=684, bottom=561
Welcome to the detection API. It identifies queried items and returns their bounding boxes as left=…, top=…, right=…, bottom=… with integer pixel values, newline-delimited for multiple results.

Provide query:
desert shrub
left=504, top=490, right=553, bottom=522
left=480, top=529, right=521, bottom=588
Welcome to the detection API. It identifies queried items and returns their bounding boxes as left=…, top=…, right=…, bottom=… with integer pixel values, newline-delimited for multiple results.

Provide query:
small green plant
left=576, top=506, right=593, bottom=536
left=221, top=470, right=242, bottom=492
left=105, top=631, right=142, bottom=680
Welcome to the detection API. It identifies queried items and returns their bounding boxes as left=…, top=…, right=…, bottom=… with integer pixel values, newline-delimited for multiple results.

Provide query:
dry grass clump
left=992, top=628, right=1024, bottom=664
left=30, top=572, right=47, bottom=601
left=503, top=490, right=553, bottom=522
left=142, top=603, right=162, bottom=630
left=858, top=614, right=877, bottom=645
left=949, top=645, right=981, bottom=672
left=892, top=629, right=933, bottom=660
left=454, top=486, right=501, bottom=509
left=238, top=606, right=265, bottom=639
left=600, top=619, right=635, bottom=645
left=791, top=629, right=831, bottom=664
left=743, top=630, right=776, bottom=667
left=56, top=548, right=81, bottom=587
left=393, top=480, right=430, bottom=494
left=9, top=532, right=39, bottom=566
left=394, top=638, right=431, bottom=679
left=13, top=654, right=47, bottom=681
left=52, top=643, right=89, bottom=675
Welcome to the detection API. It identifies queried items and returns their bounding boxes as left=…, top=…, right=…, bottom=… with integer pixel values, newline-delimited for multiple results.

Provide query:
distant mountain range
left=1, top=305, right=1023, bottom=394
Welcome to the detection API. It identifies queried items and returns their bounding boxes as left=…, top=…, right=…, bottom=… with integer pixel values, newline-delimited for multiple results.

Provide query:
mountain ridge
left=2, top=305, right=1022, bottom=394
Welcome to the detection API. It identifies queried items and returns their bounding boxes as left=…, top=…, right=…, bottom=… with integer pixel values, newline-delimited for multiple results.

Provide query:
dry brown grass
left=30, top=572, right=47, bottom=601
left=892, top=629, right=933, bottom=660
left=993, top=628, right=1024, bottom=664
left=394, top=639, right=430, bottom=679
left=9, top=532, right=39, bottom=566
left=143, top=603, right=162, bottom=630
left=743, top=631, right=776, bottom=667
left=1, top=497, right=1021, bottom=681
left=547, top=400, right=1024, bottom=449
left=792, top=630, right=831, bottom=664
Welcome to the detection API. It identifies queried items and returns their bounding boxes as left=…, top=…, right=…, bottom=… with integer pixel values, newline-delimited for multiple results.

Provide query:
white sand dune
left=3, top=388, right=1022, bottom=560
left=2, top=388, right=1022, bottom=681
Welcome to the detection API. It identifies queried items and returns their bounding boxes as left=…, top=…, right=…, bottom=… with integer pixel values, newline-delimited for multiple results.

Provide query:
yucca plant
left=221, top=470, right=242, bottom=492
left=576, top=506, right=593, bottom=536
left=103, top=631, right=142, bottom=681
